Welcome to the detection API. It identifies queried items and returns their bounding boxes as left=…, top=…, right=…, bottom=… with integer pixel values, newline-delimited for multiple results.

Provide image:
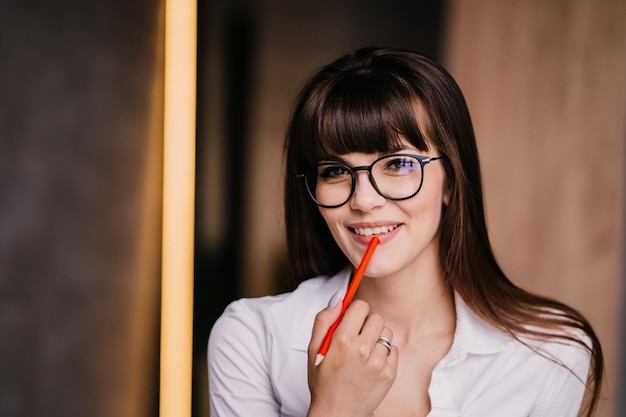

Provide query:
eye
left=383, top=157, right=421, bottom=175
left=318, top=164, right=351, bottom=182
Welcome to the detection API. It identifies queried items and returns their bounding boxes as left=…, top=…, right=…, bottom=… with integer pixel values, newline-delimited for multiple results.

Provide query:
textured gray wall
left=0, top=1, right=163, bottom=416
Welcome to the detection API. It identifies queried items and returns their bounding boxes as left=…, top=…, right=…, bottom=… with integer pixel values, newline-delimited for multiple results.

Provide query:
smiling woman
left=207, top=46, right=603, bottom=417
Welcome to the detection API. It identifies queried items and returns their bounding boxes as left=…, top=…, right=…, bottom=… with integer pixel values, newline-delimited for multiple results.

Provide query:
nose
left=349, top=171, right=386, bottom=211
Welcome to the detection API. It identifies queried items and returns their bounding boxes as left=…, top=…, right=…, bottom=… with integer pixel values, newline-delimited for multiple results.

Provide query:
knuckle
left=381, top=365, right=396, bottom=383
left=357, top=343, right=370, bottom=360
left=333, top=333, right=352, bottom=350
left=350, top=299, right=370, bottom=315
left=368, top=354, right=387, bottom=370
left=314, top=308, right=329, bottom=322
left=368, top=313, right=385, bottom=327
left=381, top=356, right=398, bottom=378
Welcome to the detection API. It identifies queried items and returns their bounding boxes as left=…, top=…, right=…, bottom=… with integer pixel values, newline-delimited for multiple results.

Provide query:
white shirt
left=208, top=267, right=591, bottom=417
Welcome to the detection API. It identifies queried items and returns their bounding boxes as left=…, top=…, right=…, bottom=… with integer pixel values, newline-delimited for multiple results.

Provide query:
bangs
left=303, top=70, right=430, bottom=162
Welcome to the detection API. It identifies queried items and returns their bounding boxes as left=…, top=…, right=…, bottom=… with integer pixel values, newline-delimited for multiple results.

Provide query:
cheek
left=403, top=184, right=447, bottom=228
left=318, top=208, right=354, bottom=253
left=319, top=213, right=357, bottom=264
left=318, top=207, right=330, bottom=226
left=423, top=166, right=448, bottom=207
left=318, top=208, right=341, bottom=236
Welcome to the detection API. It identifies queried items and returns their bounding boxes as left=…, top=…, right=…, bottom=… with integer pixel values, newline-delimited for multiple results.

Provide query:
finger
left=333, top=299, right=370, bottom=336
left=358, top=312, right=385, bottom=341
left=374, top=326, right=394, bottom=357
left=386, top=343, right=399, bottom=375
left=308, top=294, right=344, bottom=360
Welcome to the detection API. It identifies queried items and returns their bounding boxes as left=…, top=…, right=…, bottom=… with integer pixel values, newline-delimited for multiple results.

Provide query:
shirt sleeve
left=208, top=300, right=281, bottom=417
left=531, top=339, right=592, bottom=417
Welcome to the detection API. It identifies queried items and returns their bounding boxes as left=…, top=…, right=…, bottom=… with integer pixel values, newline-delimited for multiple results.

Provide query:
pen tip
left=314, top=353, right=324, bottom=367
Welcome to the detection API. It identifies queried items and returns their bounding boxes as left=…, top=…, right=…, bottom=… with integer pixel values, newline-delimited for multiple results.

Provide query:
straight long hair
left=283, top=46, right=602, bottom=416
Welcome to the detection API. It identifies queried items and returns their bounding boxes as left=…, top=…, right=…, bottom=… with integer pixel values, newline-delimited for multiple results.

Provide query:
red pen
left=315, top=236, right=380, bottom=366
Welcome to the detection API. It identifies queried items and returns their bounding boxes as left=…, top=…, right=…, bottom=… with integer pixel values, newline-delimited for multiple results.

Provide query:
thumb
left=309, top=290, right=343, bottom=359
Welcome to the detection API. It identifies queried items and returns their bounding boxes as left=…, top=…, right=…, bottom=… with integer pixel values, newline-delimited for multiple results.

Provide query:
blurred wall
left=444, top=1, right=626, bottom=416
left=0, top=1, right=164, bottom=416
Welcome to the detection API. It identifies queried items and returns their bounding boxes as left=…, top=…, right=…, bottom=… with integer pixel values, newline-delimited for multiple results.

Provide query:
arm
left=208, top=300, right=280, bottom=417
left=208, top=294, right=399, bottom=417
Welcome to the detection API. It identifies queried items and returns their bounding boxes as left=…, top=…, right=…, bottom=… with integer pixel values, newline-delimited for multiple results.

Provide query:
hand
left=306, top=299, right=398, bottom=417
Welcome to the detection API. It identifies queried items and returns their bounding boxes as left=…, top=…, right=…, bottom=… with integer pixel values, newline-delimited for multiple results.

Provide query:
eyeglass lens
left=305, top=154, right=425, bottom=207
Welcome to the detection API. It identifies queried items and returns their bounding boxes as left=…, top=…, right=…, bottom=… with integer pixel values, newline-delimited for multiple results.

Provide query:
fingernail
left=327, top=290, right=343, bottom=308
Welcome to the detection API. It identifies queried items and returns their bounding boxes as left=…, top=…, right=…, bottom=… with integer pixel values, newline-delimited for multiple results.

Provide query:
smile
left=352, top=224, right=398, bottom=236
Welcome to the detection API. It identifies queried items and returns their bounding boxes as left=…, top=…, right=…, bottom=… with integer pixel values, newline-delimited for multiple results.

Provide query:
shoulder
left=442, top=295, right=592, bottom=415
left=520, top=326, right=593, bottom=415
left=207, top=269, right=350, bottom=415
left=451, top=293, right=591, bottom=379
left=208, top=267, right=351, bottom=353
left=513, top=302, right=593, bottom=376
left=213, top=267, right=350, bottom=327
left=520, top=324, right=592, bottom=382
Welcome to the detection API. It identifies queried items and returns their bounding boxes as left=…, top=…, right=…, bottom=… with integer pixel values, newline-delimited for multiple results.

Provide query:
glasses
left=298, top=153, right=443, bottom=208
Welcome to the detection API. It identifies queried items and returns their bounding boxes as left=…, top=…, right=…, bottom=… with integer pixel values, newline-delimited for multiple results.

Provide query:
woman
left=208, top=46, right=603, bottom=417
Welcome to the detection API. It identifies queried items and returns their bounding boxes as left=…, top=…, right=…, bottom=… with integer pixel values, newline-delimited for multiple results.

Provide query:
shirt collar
left=443, top=292, right=513, bottom=365
left=290, top=271, right=514, bottom=359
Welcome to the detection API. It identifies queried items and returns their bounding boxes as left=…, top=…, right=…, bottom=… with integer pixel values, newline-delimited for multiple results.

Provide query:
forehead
left=313, top=102, right=432, bottom=160
left=324, top=138, right=420, bottom=162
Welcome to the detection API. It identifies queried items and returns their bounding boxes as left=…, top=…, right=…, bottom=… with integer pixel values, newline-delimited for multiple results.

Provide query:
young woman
left=208, top=46, right=603, bottom=417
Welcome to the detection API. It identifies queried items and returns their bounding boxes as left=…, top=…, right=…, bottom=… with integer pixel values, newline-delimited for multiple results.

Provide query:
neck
left=355, top=266, right=456, bottom=346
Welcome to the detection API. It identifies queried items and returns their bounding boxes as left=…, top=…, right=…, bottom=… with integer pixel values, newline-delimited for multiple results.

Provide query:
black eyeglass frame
left=297, top=153, right=444, bottom=208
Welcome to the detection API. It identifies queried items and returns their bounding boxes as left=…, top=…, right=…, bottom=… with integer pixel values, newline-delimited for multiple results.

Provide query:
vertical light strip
left=160, top=0, right=197, bottom=416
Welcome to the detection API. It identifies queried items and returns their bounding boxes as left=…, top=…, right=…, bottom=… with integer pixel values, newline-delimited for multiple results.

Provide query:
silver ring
left=377, top=336, right=392, bottom=354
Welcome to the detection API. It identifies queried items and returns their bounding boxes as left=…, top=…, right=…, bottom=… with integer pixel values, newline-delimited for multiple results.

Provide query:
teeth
left=354, top=225, right=397, bottom=236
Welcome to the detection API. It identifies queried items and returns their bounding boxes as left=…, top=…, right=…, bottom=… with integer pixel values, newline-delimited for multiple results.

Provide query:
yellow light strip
left=160, top=0, right=197, bottom=416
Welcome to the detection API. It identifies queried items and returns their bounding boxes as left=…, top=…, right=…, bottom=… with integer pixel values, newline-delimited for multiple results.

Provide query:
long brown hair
left=283, top=46, right=602, bottom=416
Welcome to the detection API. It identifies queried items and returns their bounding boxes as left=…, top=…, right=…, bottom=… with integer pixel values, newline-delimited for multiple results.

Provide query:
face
left=317, top=141, right=449, bottom=280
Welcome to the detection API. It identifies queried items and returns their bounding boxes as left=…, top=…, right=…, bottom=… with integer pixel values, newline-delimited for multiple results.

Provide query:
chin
left=360, top=263, right=389, bottom=278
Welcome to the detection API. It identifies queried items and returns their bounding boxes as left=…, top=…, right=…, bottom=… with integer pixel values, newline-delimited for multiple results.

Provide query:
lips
left=352, top=224, right=398, bottom=236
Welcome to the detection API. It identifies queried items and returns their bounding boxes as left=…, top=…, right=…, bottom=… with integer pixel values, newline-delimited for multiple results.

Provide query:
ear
left=442, top=175, right=451, bottom=206
left=443, top=186, right=450, bottom=206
